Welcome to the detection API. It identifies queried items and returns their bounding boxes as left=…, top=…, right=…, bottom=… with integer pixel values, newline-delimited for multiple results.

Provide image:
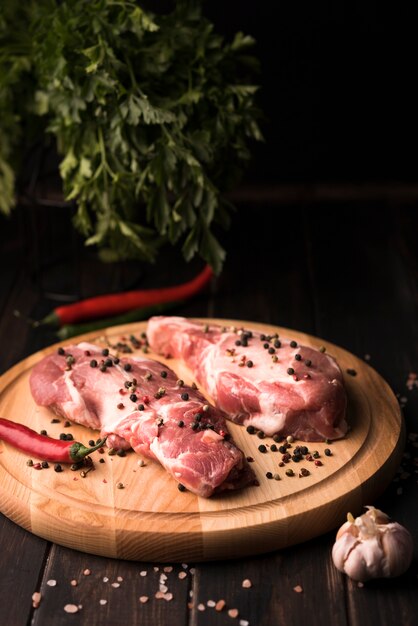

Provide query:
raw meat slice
left=29, top=342, right=256, bottom=497
left=147, top=317, right=348, bottom=441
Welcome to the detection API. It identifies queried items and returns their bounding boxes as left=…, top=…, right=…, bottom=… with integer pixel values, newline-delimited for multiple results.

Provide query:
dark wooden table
left=1, top=197, right=417, bottom=625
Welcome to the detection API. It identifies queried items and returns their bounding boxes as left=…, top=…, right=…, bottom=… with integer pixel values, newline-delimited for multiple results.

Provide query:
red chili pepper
left=40, top=265, right=213, bottom=327
left=0, top=418, right=106, bottom=463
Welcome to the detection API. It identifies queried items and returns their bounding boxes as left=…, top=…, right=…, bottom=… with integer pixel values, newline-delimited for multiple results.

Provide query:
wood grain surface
left=0, top=319, right=404, bottom=562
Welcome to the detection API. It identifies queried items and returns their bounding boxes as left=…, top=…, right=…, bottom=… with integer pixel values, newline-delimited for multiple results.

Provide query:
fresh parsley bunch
left=0, top=1, right=262, bottom=273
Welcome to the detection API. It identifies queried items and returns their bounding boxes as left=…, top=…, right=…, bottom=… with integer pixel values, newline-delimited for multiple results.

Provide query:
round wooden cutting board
left=0, top=319, right=404, bottom=562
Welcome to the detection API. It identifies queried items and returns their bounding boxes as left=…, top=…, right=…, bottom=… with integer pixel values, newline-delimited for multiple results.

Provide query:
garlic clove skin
left=332, top=507, right=414, bottom=582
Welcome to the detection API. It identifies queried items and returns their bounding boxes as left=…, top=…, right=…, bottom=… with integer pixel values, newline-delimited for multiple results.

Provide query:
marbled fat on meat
left=146, top=317, right=348, bottom=441
left=29, top=342, right=255, bottom=497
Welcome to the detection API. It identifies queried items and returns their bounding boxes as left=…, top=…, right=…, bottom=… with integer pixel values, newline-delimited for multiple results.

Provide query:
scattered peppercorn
left=246, top=360, right=254, bottom=368
left=273, top=473, right=281, bottom=481
left=116, top=482, right=124, bottom=489
left=285, top=469, right=295, bottom=477
left=274, top=339, right=281, bottom=348
left=88, top=440, right=95, bottom=447
left=104, top=358, right=113, bottom=367
left=246, top=425, right=256, bottom=434
left=117, top=402, right=124, bottom=410
left=114, top=357, right=120, bottom=365
left=57, top=347, right=65, bottom=355
left=266, top=472, right=273, bottom=479
left=319, top=346, right=326, bottom=353
left=305, top=359, right=312, bottom=366
left=287, top=367, right=294, bottom=375
left=257, top=430, right=265, bottom=439
left=117, top=449, right=126, bottom=457
left=160, top=371, right=167, bottom=378
left=270, top=444, right=278, bottom=452
left=51, top=418, right=60, bottom=424
left=324, top=448, right=332, bottom=456
left=181, top=392, right=189, bottom=401
left=258, top=444, right=267, bottom=453
left=178, top=420, right=184, bottom=428
left=102, top=348, right=109, bottom=357
left=100, top=364, right=107, bottom=372
left=137, top=404, right=145, bottom=411
left=299, top=468, right=310, bottom=477
left=177, top=379, right=184, bottom=387
left=124, top=363, right=132, bottom=372
left=290, top=340, right=297, bottom=348
left=347, top=368, right=357, bottom=376
left=54, top=463, right=62, bottom=472
left=295, top=354, right=302, bottom=361
left=178, top=483, right=186, bottom=492
left=130, top=394, right=138, bottom=402
left=314, top=460, right=323, bottom=466
left=26, top=459, right=33, bottom=466
left=99, top=458, right=105, bottom=464
left=40, top=429, right=47, bottom=436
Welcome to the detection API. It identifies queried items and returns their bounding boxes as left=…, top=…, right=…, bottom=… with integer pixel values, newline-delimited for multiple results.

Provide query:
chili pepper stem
left=69, top=438, right=107, bottom=463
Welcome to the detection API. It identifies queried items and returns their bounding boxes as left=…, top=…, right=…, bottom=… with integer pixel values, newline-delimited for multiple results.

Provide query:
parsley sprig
left=0, top=1, right=262, bottom=273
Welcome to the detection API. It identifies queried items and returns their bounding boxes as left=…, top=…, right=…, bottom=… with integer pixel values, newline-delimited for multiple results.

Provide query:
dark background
left=201, top=1, right=417, bottom=185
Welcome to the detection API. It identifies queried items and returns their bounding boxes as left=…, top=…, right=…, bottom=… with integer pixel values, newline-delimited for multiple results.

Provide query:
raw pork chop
left=147, top=317, right=348, bottom=441
left=29, top=342, right=256, bottom=497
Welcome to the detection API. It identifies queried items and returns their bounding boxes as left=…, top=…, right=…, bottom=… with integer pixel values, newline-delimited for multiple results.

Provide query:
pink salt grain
left=83, top=569, right=91, bottom=576
left=32, top=592, right=41, bottom=608
left=70, top=580, right=78, bottom=587
left=178, top=571, right=187, bottom=579
left=293, top=585, right=303, bottom=593
left=242, top=578, right=252, bottom=588
left=216, top=599, right=226, bottom=611
left=139, top=596, right=149, bottom=604
left=228, top=608, right=239, bottom=618
left=64, top=604, right=79, bottom=614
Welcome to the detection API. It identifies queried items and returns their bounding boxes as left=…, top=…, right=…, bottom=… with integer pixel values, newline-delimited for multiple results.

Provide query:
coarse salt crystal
left=358, top=581, right=364, bottom=588
left=111, top=582, right=120, bottom=588
left=178, top=571, right=187, bottom=579
left=159, top=584, right=168, bottom=593
left=164, top=593, right=173, bottom=601
left=99, top=599, right=107, bottom=606
left=64, top=604, right=79, bottom=614
left=140, top=571, right=147, bottom=577
left=181, top=563, right=188, bottom=569
left=293, top=585, right=303, bottom=593
left=239, top=620, right=250, bottom=626
left=46, top=579, right=57, bottom=587
left=207, top=600, right=216, bottom=607
left=197, top=603, right=206, bottom=611
left=163, top=566, right=173, bottom=572
left=117, top=576, right=123, bottom=582
left=139, top=596, right=149, bottom=604
left=103, top=577, right=109, bottom=583
left=32, top=592, right=41, bottom=608
left=242, top=578, right=252, bottom=588
left=70, top=580, right=78, bottom=587
left=189, top=567, right=195, bottom=575
left=155, top=591, right=165, bottom=599
left=153, top=566, right=159, bottom=572
left=83, top=569, right=91, bottom=576
left=228, top=608, right=239, bottom=618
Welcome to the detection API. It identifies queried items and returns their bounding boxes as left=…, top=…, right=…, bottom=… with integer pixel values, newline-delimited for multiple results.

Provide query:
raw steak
left=29, top=342, right=256, bottom=497
left=147, top=317, right=348, bottom=441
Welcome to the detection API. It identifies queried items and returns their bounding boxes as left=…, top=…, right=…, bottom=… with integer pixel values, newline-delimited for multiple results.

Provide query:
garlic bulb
left=332, top=506, right=413, bottom=582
